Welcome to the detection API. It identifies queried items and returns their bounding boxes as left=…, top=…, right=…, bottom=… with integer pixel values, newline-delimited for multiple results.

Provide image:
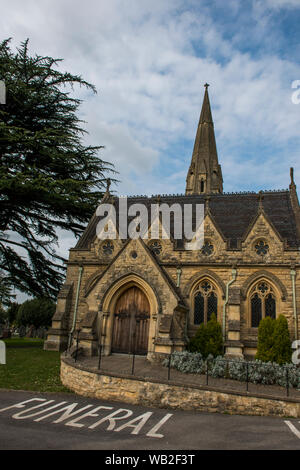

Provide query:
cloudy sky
left=1, top=0, right=300, bottom=290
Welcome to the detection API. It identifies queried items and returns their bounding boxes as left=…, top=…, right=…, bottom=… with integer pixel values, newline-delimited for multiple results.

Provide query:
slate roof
left=75, top=189, right=300, bottom=250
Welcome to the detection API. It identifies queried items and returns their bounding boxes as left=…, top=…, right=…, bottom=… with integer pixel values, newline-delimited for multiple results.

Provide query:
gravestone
left=0, top=341, right=6, bottom=364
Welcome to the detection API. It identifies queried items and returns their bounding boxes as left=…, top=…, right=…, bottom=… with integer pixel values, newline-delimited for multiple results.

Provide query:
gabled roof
left=75, top=189, right=300, bottom=250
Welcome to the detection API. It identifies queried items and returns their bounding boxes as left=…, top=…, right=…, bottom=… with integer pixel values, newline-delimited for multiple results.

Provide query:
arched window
left=200, top=179, right=205, bottom=193
left=250, top=281, right=276, bottom=327
left=193, top=280, right=218, bottom=325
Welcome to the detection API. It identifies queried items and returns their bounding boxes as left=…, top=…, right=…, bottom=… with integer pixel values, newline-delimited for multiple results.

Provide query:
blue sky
left=1, top=0, right=300, bottom=278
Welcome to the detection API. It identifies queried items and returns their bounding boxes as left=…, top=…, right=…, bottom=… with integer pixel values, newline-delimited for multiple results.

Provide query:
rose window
left=102, top=241, right=114, bottom=255
left=255, top=240, right=269, bottom=256
left=201, top=241, right=214, bottom=256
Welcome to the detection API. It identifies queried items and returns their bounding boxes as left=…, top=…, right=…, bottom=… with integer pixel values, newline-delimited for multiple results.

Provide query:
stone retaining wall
left=61, top=357, right=300, bottom=418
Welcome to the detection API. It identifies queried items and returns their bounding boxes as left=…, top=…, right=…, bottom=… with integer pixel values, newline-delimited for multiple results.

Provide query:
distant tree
left=0, top=270, right=14, bottom=306
left=0, top=302, right=7, bottom=325
left=16, top=297, right=55, bottom=328
left=0, top=38, right=115, bottom=299
left=6, top=301, right=20, bottom=325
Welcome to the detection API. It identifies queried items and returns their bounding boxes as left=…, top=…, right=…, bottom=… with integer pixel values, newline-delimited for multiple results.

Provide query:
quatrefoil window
left=255, top=240, right=269, bottom=256
left=201, top=241, right=214, bottom=256
left=149, top=241, right=162, bottom=255
left=102, top=241, right=114, bottom=255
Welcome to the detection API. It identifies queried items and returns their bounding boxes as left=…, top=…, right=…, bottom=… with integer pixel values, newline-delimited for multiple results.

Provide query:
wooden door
left=112, top=286, right=150, bottom=355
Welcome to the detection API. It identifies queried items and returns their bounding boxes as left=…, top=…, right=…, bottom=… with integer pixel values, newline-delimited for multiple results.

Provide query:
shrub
left=164, top=351, right=300, bottom=389
left=256, top=315, right=292, bottom=365
left=187, top=323, right=207, bottom=354
left=205, top=314, right=223, bottom=358
left=255, top=316, right=276, bottom=362
left=162, top=351, right=205, bottom=374
left=16, top=297, right=55, bottom=328
left=272, top=315, right=292, bottom=365
left=187, top=313, right=223, bottom=358
left=210, top=356, right=227, bottom=378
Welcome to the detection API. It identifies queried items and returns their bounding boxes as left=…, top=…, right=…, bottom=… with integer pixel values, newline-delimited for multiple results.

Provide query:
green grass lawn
left=0, top=338, right=70, bottom=392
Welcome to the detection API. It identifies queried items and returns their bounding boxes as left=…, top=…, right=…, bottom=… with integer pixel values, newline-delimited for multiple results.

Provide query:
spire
left=185, top=84, right=223, bottom=195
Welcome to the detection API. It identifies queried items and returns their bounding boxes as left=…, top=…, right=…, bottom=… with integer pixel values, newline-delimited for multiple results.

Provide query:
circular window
left=255, top=240, right=269, bottom=256
left=201, top=241, right=214, bottom=256
left=131, top=251, right=138, bottom=259
left=149, top=240, right=162, bottom=255
left=102, top=241, right=114, bottom=256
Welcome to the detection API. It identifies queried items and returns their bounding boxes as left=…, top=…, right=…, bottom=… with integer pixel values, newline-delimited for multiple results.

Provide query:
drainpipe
left=290, top=268, right=298, bottom=340
left=176, top=265, right=182, bottom=288
left=222, top=267, right=237, bottom=342
left=68, top=265, right=83, bottom=349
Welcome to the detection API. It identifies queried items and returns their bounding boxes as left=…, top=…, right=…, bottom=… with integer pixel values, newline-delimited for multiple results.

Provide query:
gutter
left=222, top=267, right=237, bottom=342
left=68, top=265, right=83, bottom=349
left=290, top=268, right=298, bottom=340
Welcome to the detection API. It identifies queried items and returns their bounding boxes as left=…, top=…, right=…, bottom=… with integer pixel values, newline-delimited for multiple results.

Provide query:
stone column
left=225, top=287, right=244, bottom=358
left=101, top=312, right=110, bottom=356
left=79, top=310, right=98, bottom=356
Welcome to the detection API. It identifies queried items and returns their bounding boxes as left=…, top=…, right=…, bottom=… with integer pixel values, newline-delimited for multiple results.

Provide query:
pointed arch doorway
left=111, top=286, right=150, bottom=355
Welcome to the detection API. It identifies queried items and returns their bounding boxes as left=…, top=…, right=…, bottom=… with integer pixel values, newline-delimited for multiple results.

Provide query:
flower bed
left=163, top=351, right=300, bottom=388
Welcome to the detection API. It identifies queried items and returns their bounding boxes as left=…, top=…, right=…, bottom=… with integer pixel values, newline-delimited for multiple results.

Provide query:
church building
left=45, top=85, right=300, bottom=360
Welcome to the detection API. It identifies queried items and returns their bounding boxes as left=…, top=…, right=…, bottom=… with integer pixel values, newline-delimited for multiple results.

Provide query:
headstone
left=0, top=341, right=6, bottom=364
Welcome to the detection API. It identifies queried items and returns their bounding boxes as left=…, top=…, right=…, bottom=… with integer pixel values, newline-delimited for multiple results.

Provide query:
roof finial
left=290, top=167, right=295, bottom=185
left=205, top=195, right=211, bottom=213
left=258, top=190, right=264, bottom=212
left=204, top=83, right=210, bottom=90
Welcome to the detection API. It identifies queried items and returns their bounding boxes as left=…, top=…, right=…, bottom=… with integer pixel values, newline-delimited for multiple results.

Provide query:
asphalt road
left=0, top=390, right=299, bottom=451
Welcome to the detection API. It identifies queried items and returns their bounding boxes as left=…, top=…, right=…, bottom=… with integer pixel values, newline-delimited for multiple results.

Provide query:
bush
left=272, top=315, right=292, bottom=365
left=255, top=316, right=276, bottom=362
left=256, top=315, right=292, bottom=365
left=187, top=313, right=223, bottom=358
left=16, top=298, right=55, bottom=328
left=163, top=351, right=300, bottom=389
left=187, top=323, right=207, bottom=354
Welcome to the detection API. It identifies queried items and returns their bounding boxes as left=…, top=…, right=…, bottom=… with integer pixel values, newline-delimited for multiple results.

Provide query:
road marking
left=88, top=408, right=133, bottom=430
left=284, top=420, right=300, bottom=440
left=0, top=397, right=173, bottom=438
left=0, top=398, right=47, bottom=413
left=146, top=413, right=173, bottom=438
left=115, top=412, right=153, bottom=434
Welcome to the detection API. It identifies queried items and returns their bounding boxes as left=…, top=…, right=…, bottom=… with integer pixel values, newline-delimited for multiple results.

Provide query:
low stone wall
left=61, top=357, right=300, bottom=418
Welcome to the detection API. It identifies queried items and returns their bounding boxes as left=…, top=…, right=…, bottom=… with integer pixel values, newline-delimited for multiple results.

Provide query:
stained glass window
left=102, top=241, right=114, bottom=255
left=250, top=281, right=276, bottom=327
left=149, top=241, right=162, bottom=255
left=207, top=292, right=218, bottom=322
left=194, top=293, right=204, bottom=325
left=193, top=280, right=218, bottom=325
left=265, top=294, right=276, bottom=319
left=255, top=240, right=269, bottom=256
left=251, top=293, right=262, bottom=327
left=201, top=241, right=214, bottom=256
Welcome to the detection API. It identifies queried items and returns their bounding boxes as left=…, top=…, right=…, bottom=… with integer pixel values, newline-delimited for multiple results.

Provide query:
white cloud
left=1, top=0, right=300, bottom=265
left=262, top=0, right=300, bottom=9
